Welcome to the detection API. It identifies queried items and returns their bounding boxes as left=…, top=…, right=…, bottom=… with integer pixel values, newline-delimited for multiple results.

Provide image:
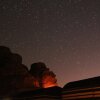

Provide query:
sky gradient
left=0, top=0, right=100, bottom=87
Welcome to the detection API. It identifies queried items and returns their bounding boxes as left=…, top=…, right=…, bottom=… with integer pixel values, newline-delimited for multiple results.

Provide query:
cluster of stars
left=0, top=0, right=100, bottom=86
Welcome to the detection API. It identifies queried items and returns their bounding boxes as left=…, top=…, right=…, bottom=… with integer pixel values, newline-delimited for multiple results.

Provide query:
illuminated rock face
left=29, top=62, right=58, bottom=88
left=32, top=70, right=58, bottom=88
left=42, top=70, right=58, bottom=88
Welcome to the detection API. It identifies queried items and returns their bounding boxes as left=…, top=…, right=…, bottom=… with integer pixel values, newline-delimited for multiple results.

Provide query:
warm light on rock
left=42, top=71, right=58, bottom=88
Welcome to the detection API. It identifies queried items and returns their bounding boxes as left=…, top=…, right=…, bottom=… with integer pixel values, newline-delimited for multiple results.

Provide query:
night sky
left=0, top=0, right=100, bottom=87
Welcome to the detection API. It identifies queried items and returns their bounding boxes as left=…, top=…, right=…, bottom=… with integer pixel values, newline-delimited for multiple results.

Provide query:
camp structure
left=4, top=86, right=62, bottom=100
left=63, top=76, right=100, bottom=100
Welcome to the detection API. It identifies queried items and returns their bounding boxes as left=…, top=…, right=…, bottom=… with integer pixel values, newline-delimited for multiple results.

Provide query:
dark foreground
left=1, top=76, right=100, bottom=100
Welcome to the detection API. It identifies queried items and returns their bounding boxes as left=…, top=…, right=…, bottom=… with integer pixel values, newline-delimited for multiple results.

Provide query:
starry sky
left=0, top=0, right=100, bottom=87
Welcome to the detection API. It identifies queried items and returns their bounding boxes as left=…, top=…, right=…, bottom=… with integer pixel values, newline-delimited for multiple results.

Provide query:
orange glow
left=33, top=79, right=40, bottom=88
left=42, top=74, right=58, bottom=88
left=43, top=82, right=58, bottom=88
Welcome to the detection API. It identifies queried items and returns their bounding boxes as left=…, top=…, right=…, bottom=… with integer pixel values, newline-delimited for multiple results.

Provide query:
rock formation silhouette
left=29, top=62, right=58, bottom=88
left=0, top=46, right=34, bottom=98
left=0, top=46, right=62, bottom=100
